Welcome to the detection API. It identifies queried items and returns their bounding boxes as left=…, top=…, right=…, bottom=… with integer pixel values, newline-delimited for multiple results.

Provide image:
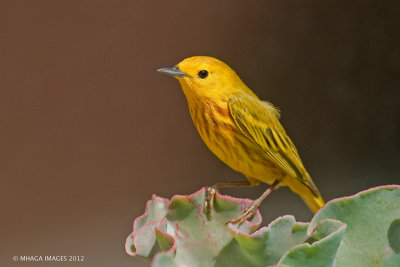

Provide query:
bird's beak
left=157, top=66, right=188, bottom=77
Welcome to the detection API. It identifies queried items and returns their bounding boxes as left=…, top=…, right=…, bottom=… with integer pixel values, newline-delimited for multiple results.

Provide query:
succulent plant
left=126, top=185, right=400, bottom=266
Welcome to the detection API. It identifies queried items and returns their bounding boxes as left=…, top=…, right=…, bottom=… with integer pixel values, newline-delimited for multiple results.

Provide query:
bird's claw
left=227, top=200, right=259, bottom=227
left=204, top=186, right=217, bottom=220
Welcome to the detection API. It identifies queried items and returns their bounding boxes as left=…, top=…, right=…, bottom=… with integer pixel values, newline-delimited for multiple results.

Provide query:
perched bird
left=158, top=56, right=324, bottom=225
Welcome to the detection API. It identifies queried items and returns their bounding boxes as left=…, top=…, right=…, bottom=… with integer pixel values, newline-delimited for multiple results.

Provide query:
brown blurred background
left=1, top=1, right=399, bottom=266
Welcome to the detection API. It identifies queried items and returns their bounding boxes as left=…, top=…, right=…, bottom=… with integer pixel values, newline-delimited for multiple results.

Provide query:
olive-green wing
left=228, top=94, right=319, bottom=196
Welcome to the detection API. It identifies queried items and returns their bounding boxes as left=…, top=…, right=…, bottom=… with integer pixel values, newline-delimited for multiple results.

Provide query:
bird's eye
left=198, top=70, right=208, bottom=79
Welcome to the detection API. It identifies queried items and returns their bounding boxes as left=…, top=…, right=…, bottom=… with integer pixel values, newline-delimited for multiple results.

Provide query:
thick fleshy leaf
left=216, top=215, right=308, bottom=267
left=126, top=188, right=262, bottom=266
left=163, top=189, right=261, bottom=266
left=277, top=219, right=346, bottom=267
left=125, top=195, right=169, bottom=258
left=152, top=254, right=178, bottom=267
left=309, top=185, right=400, bottom=267
left=388, top=218, right=400, bottom=254
left=127, top=185, right=400, bottom=266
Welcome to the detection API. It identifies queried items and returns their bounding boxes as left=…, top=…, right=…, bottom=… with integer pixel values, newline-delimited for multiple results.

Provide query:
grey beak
left=157, top=66, right=188, bottom=77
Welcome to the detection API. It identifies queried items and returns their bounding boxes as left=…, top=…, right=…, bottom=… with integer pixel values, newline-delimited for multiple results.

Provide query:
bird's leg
left=204, top=181, right=253, bottom=220
left=228, top=179, right=280, bottom=226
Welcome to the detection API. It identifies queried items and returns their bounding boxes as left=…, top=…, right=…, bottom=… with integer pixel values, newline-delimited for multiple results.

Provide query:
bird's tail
left=287, top=176, right=325, bottom=213
left=300, top=193, right=325, bottom=213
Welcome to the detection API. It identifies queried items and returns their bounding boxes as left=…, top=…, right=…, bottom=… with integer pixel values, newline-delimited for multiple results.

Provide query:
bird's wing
left=228, top=94, right=319, bottom=196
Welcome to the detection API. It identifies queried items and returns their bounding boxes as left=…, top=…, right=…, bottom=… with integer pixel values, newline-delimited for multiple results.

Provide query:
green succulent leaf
left=152, top=254, right=178, bottom=267
left=216, top=215, right=309, bottom=267
left=127, top=188, right=312, bottom=267
left=157, top=190, right=261, bottom=267
left=388, top=218, right=400, bottom=254
left=277, top=219, right=346, bottom=267
left=126, top=185, right=400, bottom=267
left=125, top=195, right=169, bottom=258
left=310, top=185, right=400, bottom=267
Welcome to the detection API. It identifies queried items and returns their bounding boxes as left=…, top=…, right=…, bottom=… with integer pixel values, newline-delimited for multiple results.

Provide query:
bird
left=158, top=56, right=324, bottom=225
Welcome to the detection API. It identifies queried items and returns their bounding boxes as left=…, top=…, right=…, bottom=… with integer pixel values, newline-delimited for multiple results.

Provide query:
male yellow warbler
left=158, top=56, right=324, bottom=225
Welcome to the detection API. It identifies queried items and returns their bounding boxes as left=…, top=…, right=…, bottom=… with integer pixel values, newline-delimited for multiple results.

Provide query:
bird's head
left=158, top=56, right=251, bottom=101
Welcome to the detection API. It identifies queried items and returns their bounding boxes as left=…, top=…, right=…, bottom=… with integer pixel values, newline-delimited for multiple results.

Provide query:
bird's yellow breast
left=188, top=97, right=284, bottom=184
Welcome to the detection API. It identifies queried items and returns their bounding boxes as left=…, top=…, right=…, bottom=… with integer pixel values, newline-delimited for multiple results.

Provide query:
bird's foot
left=227, top=199, right=260, bottom=227
left=204, top=185, right=217, bottom=220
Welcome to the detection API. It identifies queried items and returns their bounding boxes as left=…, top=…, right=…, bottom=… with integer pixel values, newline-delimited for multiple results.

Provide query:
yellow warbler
left=158, top=56, right=324, bottom=224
